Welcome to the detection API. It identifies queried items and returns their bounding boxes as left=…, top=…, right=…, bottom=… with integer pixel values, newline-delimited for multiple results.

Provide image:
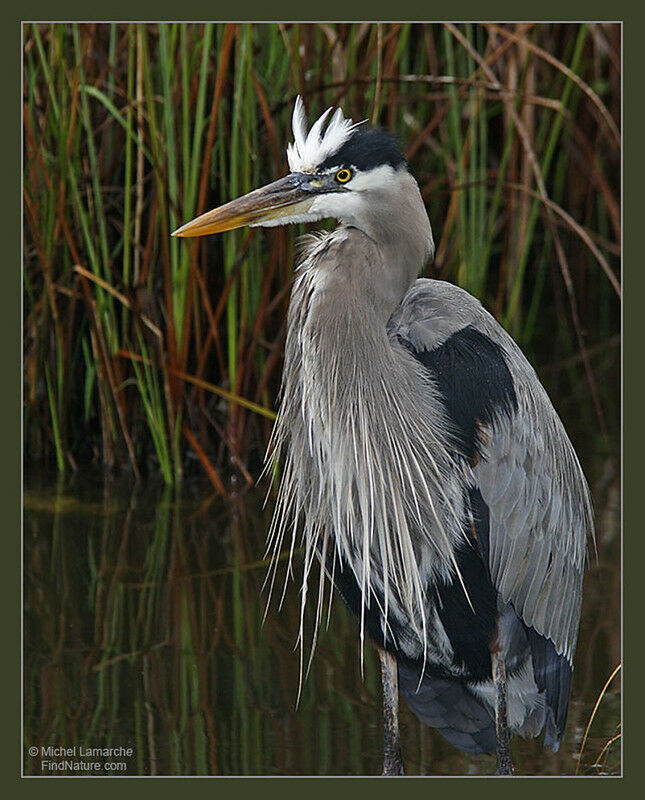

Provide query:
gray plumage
left=173, top=97, right=594, bottom=763
left=266, top=226, right=591, bottom=750
left=261, top=105, right=592, bottom=752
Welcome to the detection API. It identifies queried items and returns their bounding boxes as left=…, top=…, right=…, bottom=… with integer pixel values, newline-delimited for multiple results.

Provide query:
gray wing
left=389, top=278, right=594, bottom=665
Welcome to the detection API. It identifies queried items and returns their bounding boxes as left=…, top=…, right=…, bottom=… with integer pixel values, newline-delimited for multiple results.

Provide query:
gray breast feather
left=390, top=278, right=594, bottom=664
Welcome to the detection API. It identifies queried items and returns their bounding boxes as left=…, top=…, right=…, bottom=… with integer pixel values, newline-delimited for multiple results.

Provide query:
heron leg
left=378, top=647, right=405, bottom=776
left=491, top=650, right=514, bottom=775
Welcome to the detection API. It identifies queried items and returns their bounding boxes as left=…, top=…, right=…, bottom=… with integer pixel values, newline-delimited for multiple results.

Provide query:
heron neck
left=340, top=170, right=434, bottom=315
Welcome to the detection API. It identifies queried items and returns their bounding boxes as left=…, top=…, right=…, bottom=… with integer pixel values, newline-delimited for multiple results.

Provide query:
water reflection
left=23, top=463, right=620, bottom=776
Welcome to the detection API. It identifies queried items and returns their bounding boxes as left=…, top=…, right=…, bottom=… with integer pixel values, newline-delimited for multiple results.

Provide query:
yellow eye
left=335, top=168, right=352, bottom=184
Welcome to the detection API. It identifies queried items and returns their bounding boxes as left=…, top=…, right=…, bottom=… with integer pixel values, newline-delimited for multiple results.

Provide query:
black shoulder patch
left=319, top=126, right=406, bottom=172
left=404, top=326, right=518, bottom=462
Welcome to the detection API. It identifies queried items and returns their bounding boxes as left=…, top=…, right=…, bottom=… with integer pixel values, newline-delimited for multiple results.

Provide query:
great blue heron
left=173, top=97, right=593, bottom=776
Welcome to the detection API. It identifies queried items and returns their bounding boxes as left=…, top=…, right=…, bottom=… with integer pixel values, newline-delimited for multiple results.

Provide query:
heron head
left=172, top=96, right=413, bottom=238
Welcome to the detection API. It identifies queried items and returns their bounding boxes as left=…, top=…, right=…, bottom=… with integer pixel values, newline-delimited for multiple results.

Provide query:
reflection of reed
left=23, top=24, right=620, bottom=486
left=24, top=469, right=620, bottom=775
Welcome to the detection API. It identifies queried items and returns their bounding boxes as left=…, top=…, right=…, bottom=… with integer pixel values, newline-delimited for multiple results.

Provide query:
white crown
left=286, top=96, right=363, bottom=173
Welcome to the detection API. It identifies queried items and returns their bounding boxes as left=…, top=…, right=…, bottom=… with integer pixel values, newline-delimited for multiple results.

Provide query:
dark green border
left=7, top=2, right=637, bottom=796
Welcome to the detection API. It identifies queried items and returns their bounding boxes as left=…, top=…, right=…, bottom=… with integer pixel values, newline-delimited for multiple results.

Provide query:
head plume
left=286, top=96, right=364, bottom=173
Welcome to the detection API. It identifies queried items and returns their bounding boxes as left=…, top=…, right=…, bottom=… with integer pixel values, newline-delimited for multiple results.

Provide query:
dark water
left=24, top=449, right=620, bottom=776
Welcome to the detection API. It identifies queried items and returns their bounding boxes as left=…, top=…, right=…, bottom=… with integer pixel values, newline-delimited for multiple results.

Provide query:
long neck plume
left=265, top=172, right=464, bottom=681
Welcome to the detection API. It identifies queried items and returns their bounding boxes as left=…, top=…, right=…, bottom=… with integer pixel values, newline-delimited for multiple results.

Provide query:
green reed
left=23, top=22, right=621, bottom=484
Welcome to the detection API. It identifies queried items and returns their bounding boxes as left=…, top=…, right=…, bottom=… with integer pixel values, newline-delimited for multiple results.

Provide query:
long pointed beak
left=172, top=174, right=317, bottom=238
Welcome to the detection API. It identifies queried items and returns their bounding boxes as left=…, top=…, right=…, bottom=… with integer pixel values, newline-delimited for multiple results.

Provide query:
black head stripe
left=319, top=126, right=407, bottom=172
